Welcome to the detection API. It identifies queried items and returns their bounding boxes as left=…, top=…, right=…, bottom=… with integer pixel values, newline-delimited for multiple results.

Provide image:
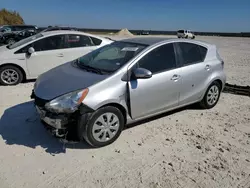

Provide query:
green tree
left=0, top=8, right=24, bottom=25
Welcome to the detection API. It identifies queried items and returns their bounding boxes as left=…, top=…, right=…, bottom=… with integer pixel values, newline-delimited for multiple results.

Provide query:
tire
left=0, top=65, right=23, bottom=86
left=192, top=36, right=195, bottom=39
left=6, top=38, right=16, bottom=45
left=77, top=106, right=125, bottom=147
left=199, top=81, right=221, bottom=109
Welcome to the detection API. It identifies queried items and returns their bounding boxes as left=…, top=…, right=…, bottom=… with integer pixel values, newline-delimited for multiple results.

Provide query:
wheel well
left=213, top=79, right=223, bottom=89
left=0, top=63, right=26, bottom=82
left=101, top=103, right=127, bottom=124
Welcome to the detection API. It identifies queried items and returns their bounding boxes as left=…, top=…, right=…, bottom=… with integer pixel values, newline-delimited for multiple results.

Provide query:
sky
left=1, top=0, right=250, bottom=32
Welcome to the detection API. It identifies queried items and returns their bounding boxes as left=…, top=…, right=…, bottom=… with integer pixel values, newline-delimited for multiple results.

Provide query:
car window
left=9, top=33, right=43, bottom=50
left=32, top=34, right=66, bottom=51
left=178, top=42, right=206, bottom=65
left=66, top=34, right=94, bottom=48
left=77, top=41, right=147, bottom=73
left=90, top=36, right=102, bottom=45
left=137, top=43, right=177, bottom=74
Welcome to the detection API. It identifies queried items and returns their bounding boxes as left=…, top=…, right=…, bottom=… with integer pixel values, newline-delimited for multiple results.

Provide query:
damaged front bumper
left=31, top=89, right=93, bottom=138
left=35, top=106, right=69, bottom=129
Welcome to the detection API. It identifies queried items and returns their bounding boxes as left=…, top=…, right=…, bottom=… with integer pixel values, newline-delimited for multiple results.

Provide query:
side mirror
left=27, top=47, right=35, bottom=54
left=133, top=67, right=152, bottom=79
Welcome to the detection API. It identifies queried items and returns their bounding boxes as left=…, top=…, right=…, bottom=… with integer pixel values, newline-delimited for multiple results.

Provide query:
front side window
left=76, top=41, right=147, bottom=73
left=32, top=34, right=66, bottom=51
left=66, top=34, right=94, bottom=48
left=137, top=43, right=177, bottom=74
left=178, top=42, right=207, bottom=65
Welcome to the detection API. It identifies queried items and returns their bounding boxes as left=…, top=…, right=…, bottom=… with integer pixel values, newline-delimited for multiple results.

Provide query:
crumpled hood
left=34, top=61, right=109, bottom=100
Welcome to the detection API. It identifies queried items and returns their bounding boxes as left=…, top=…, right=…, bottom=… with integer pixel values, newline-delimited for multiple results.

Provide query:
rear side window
left=178, top=42, right=207, bottom=66
left=66, top=34, right=94, bottom=48
left=90, top=36, right=102, bottom=45
left=178, top=30, right=184, bottom=33
left=199, top=46, right=208, bottom=61
left=137, top=43, right=177, bottom=74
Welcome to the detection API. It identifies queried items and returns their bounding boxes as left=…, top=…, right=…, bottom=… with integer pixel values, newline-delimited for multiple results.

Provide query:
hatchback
left=32, top=37, right=226, bottom=147
left=0, top=30, right=113, bottom=85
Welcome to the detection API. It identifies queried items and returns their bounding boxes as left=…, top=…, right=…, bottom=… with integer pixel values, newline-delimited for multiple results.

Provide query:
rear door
left=128, top=43, right=182, bottom=119
left=63, top=34, right=102, bottom=61
left=176, top=42, right=209, bottom=105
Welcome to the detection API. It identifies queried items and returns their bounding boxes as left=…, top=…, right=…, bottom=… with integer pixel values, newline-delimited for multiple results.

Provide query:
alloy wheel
left=0, top=69, right=19, bottom=85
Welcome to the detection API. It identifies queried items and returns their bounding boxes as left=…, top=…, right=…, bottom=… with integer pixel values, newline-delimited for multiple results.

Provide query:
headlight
left=45, top=88, right=89, bottom=113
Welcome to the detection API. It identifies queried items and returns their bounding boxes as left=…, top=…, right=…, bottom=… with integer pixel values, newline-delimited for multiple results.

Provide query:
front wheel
left=0, top=65, right=23, bottom=85
left=78, top=106, right=125, bottom=147
left=199, top=81, right=221, bottom=109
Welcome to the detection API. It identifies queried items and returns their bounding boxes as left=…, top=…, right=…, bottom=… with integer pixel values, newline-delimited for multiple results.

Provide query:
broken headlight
left=45, top=88, right=89, bottom=113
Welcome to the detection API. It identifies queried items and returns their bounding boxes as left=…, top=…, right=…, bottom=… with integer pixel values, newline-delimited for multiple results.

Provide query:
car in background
left=137, top=30, right=150, bottom=35
left=0, top=30, right=113, bottom=85
left=40, top=26, right=78, bottom=33
left=177, top=30, right=195, bottom=39
left=0, top=28, right=37, bottom=45
left=31, top=37, right=226, bottom=147
left=0, top=25, right=38, bottom=34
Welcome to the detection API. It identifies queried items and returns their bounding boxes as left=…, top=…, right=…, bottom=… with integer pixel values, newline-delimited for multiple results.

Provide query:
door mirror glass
left=28, top=47, right=35, bottom=54
left=133, top=67, right=152, bottom=79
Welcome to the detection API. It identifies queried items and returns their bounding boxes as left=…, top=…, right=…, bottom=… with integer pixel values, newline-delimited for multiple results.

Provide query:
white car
left=177, top=30, right=195, bottom=39
left=0, top=30, right=113, bottom=85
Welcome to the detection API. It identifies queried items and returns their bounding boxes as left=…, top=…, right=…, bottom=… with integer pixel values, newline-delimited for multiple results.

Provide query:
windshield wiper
left=76, top=60, right=105, bottom=75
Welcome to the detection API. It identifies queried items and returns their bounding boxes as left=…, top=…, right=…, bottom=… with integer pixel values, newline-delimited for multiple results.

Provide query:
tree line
left=0, top=8, right=24, bottom=25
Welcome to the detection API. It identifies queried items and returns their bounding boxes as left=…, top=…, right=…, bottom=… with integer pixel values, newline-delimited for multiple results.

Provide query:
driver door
left=25, top=34, right=68, bottom=77
left=128, top=43, right=181, bottom=119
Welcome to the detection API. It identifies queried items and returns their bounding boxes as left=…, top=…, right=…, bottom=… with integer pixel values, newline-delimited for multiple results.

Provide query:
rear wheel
left=0, top=65, right=23, bottom=85
left=77, top=106, right=124, bottom=147
left=199, top=81, right=221, bottom=109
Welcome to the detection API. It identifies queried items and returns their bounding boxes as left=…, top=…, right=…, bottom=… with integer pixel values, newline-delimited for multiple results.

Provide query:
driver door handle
left=171, top=74, right=181, bottom=81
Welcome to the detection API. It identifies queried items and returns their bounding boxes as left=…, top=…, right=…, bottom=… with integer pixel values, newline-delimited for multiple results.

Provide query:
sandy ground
left=0, top=35, right=250, bottom=188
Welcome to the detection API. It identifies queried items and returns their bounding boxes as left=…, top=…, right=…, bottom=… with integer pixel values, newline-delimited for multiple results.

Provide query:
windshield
left=7, top=33, right=43, bottom=49
left=77, top=41, right=147, bottom=73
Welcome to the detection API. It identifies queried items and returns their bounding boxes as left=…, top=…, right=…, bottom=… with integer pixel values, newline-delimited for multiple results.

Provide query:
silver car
left=32, top=37, right=226, bottom=147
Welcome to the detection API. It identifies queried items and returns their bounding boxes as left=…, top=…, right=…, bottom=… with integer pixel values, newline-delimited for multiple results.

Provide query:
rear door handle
left=57, top=53, right=64, bottom=57
left=171, top=74, right=181, bottom=81
left=205, top=65, right=211, bottom=71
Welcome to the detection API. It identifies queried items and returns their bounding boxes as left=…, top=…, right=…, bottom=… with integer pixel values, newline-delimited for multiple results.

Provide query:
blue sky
left=1, top=0, right=250, bottom=32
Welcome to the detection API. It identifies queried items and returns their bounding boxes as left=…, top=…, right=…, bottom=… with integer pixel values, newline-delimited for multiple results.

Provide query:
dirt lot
left=0, top=35, right=250, bottom=188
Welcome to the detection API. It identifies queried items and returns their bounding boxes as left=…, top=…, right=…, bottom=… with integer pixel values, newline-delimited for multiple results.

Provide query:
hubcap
left=207, top=85, right=219, bottom=106
left=92, top=112, right=120, bottom=142
left=0, top=69, right=19, bottom=85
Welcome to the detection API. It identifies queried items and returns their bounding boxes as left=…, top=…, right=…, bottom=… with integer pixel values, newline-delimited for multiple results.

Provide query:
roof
left=120, top=37, right=172, bottom=45
left=40, top=30, right=111, bottom=41
left=120, top=37, right=213, bottom=47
